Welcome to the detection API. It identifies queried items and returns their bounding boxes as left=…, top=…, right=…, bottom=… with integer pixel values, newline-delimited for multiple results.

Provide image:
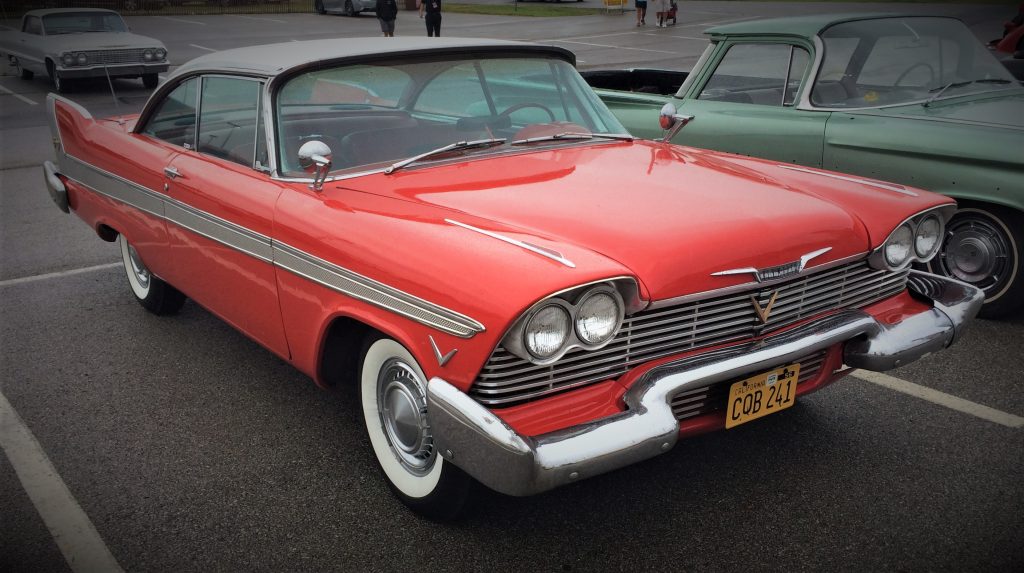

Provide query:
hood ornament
left=712, top=247, right=832, bottom=283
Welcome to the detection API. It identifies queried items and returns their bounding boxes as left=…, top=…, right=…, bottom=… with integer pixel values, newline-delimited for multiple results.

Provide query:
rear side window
left=197, top=77, right=263, bottom=167
left=23, top=16, right=42, bottom=35
left=142, top=78, right=199, bottom=148
left=699, top=43, right=810, bottom=106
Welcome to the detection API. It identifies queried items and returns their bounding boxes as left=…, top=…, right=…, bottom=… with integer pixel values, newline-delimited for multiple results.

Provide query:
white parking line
left=553, top=40, right=678, bottom=55
left=0, top=263, right=120, bottom=289
left=641, top=34, right=709, bottom=41
left=158, top=16, right=206, bottom=25
left=0, top=83, right=38, bottom=106
left=0, top=391, right=124, bottom=572
left=852, top=370, right=1024, bottom=429
left=189, top=44, right=217, bottom=52
left=233, top=15, right=287, bottom=24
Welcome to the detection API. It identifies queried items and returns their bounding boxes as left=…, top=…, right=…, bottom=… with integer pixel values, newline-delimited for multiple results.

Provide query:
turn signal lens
left=524, top=305, right=571, bottom=359
left=915, top=215, right=942, bottom=259
left=885, top=224, right=914, bottom=268
left=575, top=292, right=621, bottom=345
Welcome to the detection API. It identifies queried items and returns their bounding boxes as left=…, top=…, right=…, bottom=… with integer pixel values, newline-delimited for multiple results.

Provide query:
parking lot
left=1, top=2, right=1022, bottom=571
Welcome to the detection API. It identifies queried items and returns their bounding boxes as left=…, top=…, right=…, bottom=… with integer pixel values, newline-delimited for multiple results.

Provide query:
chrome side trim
left=273, top=241, right=485, bottom=338
left=649, top=251, right=867, bottom=309
left=429, top=272, right=982, bottom=497
left=47, top=94, right=484, bottom=338
left=445, top=218, right=576, bottom=269
left=776, top=165, right=917, bottom=196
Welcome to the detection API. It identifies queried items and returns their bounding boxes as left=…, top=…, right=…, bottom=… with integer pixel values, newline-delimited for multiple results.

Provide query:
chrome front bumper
left=426, top=272, right=983, bottom=497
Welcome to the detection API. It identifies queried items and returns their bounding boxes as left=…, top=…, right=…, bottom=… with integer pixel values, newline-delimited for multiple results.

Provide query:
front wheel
left=119, top=236, right=186, bottom=315
left=928, top=203, right=1023, bottom=318
left=360, top=337, right=471, bottom=519
left=48, top=63, right=71, bottom=93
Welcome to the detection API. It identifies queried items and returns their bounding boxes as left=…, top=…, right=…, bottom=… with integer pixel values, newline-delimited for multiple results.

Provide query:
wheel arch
left=96, top=223, right=119, bottom=242
left=315, top=312, right=425, bottom=390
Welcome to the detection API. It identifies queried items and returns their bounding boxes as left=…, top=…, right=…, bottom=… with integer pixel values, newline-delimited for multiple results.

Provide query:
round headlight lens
left=575, top=292, right=621, bottom=345
left=524, top=305, right=571, bottom=359
left=61, top=53, right=74, bottom=66
left=76, top=53, right=88, bottom=65
left=915, top=216, right=942, bottom=258
left=143, top=49, right=154, bottom=62
left=885, top=224, right=914, bottom=268
left=155, top=48, right=166, bottom=61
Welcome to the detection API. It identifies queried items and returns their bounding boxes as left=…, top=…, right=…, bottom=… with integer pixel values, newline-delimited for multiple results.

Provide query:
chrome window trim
left=647, top=251, right=868, bottom=309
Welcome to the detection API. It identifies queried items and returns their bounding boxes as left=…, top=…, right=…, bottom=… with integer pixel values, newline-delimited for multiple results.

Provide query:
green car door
left=668, top=39, right=830, bottom=167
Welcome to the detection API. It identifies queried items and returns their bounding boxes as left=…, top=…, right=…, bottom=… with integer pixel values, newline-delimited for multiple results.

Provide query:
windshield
left=275, top=55, right=627, bottom=176
left=811, top=17, right=1016, bottom=108
left=42, top=12, right=128, bottom=34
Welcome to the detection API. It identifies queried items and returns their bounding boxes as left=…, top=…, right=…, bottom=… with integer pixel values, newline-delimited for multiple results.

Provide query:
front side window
left=699, top=43, right=810, bottom=106
left=275, top=55, right=625, bottom=176
left=23, top=16, right=42, bottom=35
left=812, top=17, right=1016, bottom=108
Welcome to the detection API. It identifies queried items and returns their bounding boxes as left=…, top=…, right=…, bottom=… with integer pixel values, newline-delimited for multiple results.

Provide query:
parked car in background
left=0, top=8, right=169, bottom=92
left=315, top=0, right=375, bottom=17
left=584, top=14, right=1024, bottom=318
left=41, top=0, right=167, bottom=11
left=44, top=37, right=982, bottom=518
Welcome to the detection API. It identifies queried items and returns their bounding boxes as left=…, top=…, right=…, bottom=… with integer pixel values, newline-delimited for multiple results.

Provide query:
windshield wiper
left=923, top=79, right=1012, bottom=107
left=384, top=138, right=506, bottom=174
left=510, top=132, right=634, bottom=146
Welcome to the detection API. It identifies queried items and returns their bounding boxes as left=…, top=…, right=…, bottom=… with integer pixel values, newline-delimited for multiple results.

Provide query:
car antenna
left=103, top=66, right=120, bottom=111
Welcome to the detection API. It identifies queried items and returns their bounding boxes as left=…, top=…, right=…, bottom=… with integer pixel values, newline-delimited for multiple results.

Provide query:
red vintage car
left=44, top=38, right=983, bottom=518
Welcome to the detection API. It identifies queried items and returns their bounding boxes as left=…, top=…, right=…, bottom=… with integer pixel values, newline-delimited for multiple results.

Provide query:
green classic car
left=586, top=14, right=1024, bottom=317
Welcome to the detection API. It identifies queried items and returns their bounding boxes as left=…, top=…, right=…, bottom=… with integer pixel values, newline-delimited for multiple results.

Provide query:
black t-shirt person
left=419, top=0, right=441, bottom=37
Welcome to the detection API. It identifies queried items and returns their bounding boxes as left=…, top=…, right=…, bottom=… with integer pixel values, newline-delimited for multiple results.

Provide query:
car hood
left=42, top=32, right=164, bottom=52
left=337, top=141, right=949, bottom=300
left=853, top=89, right=1024, bottom=129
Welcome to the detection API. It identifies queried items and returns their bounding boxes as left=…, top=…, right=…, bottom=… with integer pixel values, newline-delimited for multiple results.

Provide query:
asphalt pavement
left=1, top=2, right=1022, bottom=572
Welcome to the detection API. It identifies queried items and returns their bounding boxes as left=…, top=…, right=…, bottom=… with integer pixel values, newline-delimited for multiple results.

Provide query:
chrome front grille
left=669, top=350, right=828, bottom=420
left=471, top=260, right=908, bottom=407
left=81, top=49, right=147, bottom=65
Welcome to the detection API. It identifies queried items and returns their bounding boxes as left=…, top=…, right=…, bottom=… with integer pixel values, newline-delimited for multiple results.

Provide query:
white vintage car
left=0, top=8, right=169, bottom=92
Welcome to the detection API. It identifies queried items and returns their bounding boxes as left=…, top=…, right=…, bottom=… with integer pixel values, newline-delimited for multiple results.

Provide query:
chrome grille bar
left=81, top=49, right=148, bottom=65
left=471, top=261, right=907, bottom=406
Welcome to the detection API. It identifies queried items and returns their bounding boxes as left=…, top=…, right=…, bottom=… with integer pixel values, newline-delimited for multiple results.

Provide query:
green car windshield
left=811, top=17, right=1017, bottom=108
left=275, top=55, right=627, bottom=176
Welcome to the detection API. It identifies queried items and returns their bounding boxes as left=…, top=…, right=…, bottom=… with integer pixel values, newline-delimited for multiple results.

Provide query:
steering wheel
left=498, top=102, right=557, bottom=122
left=894, top=62, right=935, bottom=87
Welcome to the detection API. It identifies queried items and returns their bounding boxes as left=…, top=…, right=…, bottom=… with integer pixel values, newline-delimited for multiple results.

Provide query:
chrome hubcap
left=127, top=244, right=151, bottom=289
left=937, top=214, right=1010, bottom=294
left=377, top=359, right=435, bottom=474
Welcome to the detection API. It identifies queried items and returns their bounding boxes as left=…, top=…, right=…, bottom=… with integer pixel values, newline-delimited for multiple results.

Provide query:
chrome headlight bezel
left=501, top=278, right=639, bottom=366
left=143, top=49, right=154, bottom=62
left=61, top=52, right=75, bottom=67
left=869, top=205, right=954, bottom=271
left=76, top=52, right=88, bottom=66
left=154, top=48, right=167, bottom=61
left=914, top=214, right=943, bottom=259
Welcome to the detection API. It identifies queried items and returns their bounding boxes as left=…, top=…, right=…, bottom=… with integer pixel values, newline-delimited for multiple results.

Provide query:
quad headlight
left=61, top=53, right=75, bottom=66
left=507, top=282, right=631, bottom=365
left=76, top=53, right=88, bottom=65
left=154, top=48, right=167, bottom=61
left=870, top=206, right=952, bottom=271
left=143, top=49, right=154, bottom=62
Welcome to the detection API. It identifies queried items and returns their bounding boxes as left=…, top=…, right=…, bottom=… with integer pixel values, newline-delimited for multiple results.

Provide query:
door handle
left=163, top=166, right=182, bottom=179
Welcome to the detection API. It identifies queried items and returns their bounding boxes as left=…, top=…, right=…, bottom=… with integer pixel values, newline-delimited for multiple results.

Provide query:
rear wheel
left=928, top=203, right=1023, bottom=318
left=344, top=0, right=356, bottom=16
left=360, top=337, right=471, bottom=519
left=119, top=236, right=186, bottom=315
left=314, top=0, right=325, bottom=13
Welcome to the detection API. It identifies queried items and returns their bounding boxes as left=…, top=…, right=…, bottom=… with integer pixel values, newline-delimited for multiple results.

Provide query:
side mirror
left=298, top=140, right=332, bottom=191
left=658, top=102, right=694, bottom=143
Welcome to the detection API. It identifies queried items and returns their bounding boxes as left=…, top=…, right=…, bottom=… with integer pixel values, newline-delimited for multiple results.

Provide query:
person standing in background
left=419, top=0, right=442, bottom=37
left=635, top=0, right=647, bottom=26
left=376, top=0, right=398, bottom=37
left=653, top=0, right=668, bottom=27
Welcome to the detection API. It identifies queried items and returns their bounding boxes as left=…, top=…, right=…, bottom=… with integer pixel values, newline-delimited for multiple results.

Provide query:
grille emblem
left=712, top=247, right=833, bottom=283
left=750, top=290, right=779, bottom=324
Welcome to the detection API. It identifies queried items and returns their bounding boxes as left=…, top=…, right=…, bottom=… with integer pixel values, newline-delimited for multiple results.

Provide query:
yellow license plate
left=725, top=363, right=801, bottom=429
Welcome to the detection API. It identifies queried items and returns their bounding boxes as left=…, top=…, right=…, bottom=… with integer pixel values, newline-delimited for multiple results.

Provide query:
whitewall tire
left=119, top=236, right=186, bottom=315
left=360, top=337, right=470, bottom=519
